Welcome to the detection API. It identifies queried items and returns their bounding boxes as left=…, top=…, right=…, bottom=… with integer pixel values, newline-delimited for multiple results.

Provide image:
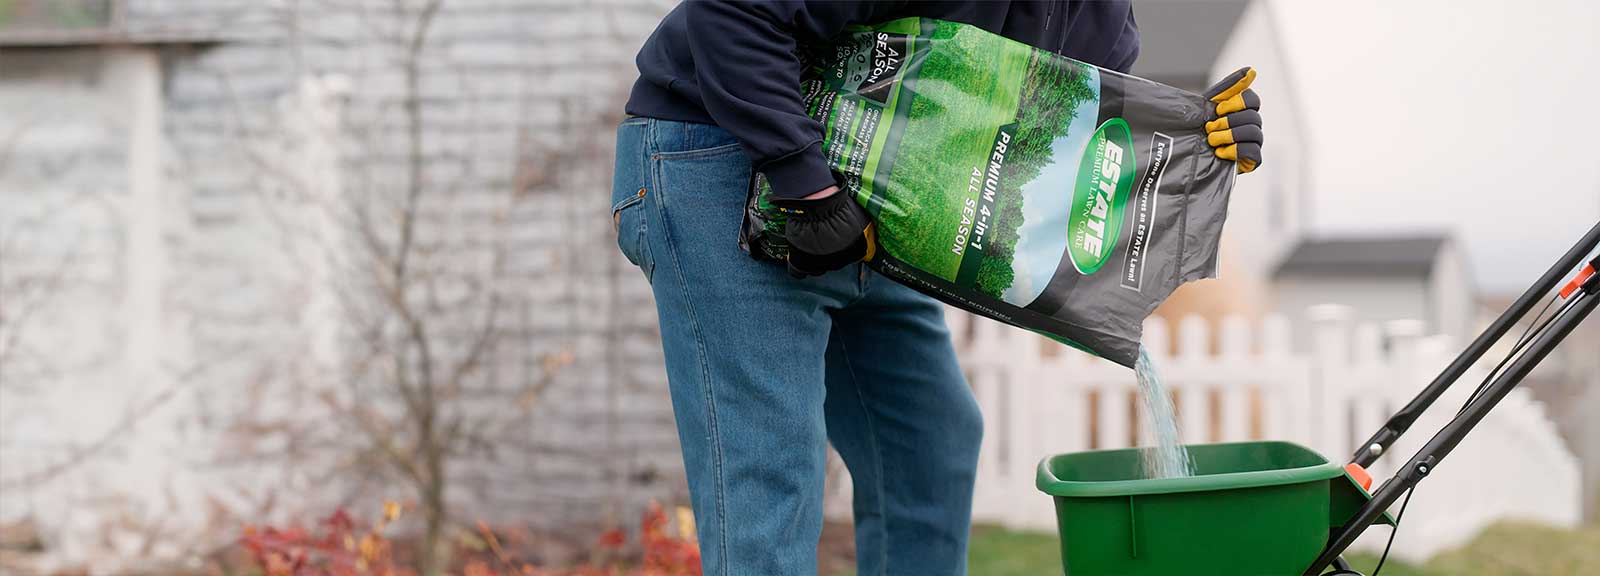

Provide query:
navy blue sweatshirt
left=625, top=1, right=1141, bottom=199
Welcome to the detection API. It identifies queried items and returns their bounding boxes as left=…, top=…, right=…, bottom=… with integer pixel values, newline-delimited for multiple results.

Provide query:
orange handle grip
left=1560, top=264, right=1594, bottom=299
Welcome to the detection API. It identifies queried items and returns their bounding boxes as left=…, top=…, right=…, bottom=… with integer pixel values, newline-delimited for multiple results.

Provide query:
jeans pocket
left=655, top=141, right=743, bottom=161
left=612, top=186, right=651, bottom=275
left=649, top=134, right=754, bottom=274
left=612, top=119, right=653, bottom=280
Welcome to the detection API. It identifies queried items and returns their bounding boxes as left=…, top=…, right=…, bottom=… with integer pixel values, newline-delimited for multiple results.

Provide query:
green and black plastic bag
left=740, top=18, right=1237, bottom=368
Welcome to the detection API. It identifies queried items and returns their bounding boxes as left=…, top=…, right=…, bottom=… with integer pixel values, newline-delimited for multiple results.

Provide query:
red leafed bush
left=241, top=503, right=411, bottom=576
left=637, top=502, right=700, bottom=576
left=239, top=501, right=700, bottom=576
left=500, top=501, right=701, bottom=576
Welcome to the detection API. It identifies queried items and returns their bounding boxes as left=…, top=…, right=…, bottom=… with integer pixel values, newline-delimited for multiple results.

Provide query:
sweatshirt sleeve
left=681, top=1, right=906, bottom=198
left=1108, top=6, right=1141, bottom=73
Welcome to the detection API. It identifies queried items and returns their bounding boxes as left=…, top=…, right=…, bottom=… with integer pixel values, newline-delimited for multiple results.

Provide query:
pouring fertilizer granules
left=741, top=17, right=1257, bottom=369
left=1135, top=346, right=1195, bottom=479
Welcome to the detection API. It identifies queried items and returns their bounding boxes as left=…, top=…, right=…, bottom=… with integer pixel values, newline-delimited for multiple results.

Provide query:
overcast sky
left=1267, top=0, right=1600, bottom=293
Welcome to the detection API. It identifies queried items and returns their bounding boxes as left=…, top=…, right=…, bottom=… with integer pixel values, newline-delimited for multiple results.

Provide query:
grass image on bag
left=740, top=18, right=1239, bottom=368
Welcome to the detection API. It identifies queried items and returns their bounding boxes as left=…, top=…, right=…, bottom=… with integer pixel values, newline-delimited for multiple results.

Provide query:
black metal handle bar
left=1305, top=238, right=1599, bottom=575
left=1350, top=221, right=1600, bottom=467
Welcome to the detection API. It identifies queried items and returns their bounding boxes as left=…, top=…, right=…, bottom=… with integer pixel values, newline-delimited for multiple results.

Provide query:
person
left=609, top=2, right=1261, bottom=574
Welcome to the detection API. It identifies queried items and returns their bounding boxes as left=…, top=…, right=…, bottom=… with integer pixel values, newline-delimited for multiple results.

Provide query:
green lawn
left=965, top=528, right=1063, bottom=575
left=1340, top=552, right=1431, bottom=576
left=828, top=522, right=1597, bottom=575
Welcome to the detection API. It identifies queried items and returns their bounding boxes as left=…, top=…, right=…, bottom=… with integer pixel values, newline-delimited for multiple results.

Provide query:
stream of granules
left=1135, top=345, right=1195, bottom=479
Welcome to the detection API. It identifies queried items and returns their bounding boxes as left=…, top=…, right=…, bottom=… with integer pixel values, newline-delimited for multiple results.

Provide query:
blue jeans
left=611, top=117, right=983, bottom=576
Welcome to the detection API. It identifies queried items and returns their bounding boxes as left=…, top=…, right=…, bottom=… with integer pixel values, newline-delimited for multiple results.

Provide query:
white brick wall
left=160, top=0, right=679, bottom=523
left=2, top=0, right=681, bottom=568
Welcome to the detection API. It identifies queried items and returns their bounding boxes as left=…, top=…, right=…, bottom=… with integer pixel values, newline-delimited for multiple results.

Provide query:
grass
left=827, top=521, right=1597, bottom=575
left=1339, top=552, right=1429, bottom=576
left=1426, top=521, right=1599, bottom=575
left=964, top=528, right=1062, bottom=575
left=1341, top=521, right=1599, bottom=575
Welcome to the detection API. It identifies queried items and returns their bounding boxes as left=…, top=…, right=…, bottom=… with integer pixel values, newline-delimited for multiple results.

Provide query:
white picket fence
left=824, top=304, right=1581, bottom=561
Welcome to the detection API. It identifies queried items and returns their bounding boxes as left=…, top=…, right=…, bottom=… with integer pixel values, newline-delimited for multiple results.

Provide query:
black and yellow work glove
left=1203, top=67, right=1263, bottom=174
left=769, top=185, right=877, bottom=278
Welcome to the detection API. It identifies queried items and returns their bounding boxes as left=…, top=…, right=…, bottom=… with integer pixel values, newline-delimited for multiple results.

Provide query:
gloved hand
left=1203, top=67, right=1263, bottom=174
left=769, top=182, right=877, bottom=278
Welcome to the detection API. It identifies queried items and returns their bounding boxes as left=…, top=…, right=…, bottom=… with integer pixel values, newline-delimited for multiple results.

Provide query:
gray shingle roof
left=1273, top=235, right=1449, bottom=278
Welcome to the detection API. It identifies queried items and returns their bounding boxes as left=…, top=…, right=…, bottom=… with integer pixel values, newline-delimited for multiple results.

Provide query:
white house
left=1272, top=235, right=1475, bottom=351
left=1142, top=1, right=1479, bottom=351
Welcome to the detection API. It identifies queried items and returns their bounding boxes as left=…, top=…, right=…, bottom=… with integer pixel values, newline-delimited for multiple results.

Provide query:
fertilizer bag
left=741, top=18, right=1238, bottom=368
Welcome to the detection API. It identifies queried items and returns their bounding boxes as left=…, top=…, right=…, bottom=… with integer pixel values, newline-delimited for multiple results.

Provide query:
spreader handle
left=1308, top=279, right=1598, bottom=575
left=1350, top=220, right=1600, bottom=468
